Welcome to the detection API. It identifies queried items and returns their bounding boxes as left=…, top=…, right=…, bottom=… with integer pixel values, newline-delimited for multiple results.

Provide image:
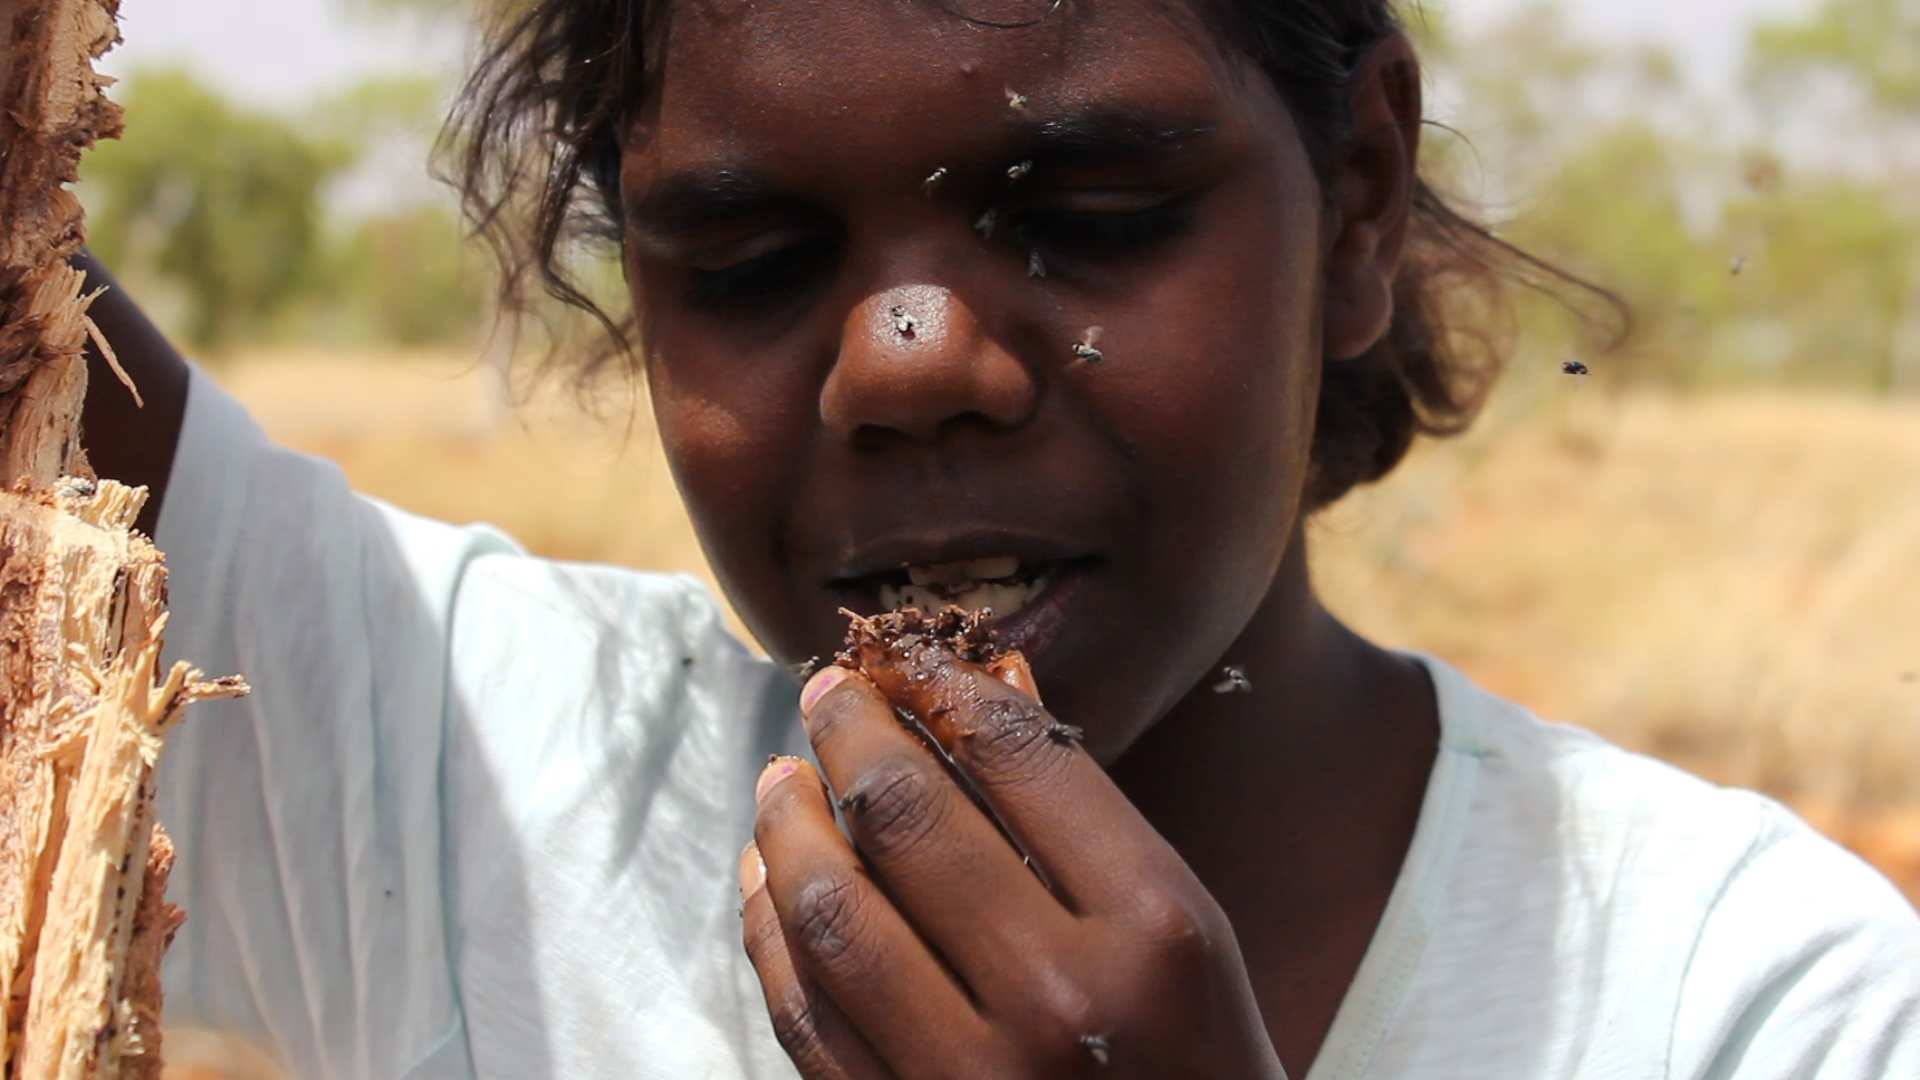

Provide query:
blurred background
left=81, top=4, right=1919, bottom=1067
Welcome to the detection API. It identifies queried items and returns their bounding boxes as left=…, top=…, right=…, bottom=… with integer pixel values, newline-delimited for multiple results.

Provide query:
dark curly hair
left=442, top=0, right=1618, bottom=509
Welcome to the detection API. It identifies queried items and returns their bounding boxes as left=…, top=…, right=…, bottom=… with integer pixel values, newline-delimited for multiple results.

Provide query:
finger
left=798, top=668, right=1073, bottom=998
left=846, top=641, right=1189, bottom=915
left=985, top=652, right=1041, bottom=703
left=753, top=756, right=996, bottom=1071
left=739, top=842, right=891, bottom=1080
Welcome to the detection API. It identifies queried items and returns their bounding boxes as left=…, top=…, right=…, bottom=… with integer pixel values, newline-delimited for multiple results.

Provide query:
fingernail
left=755, top=755, right=801, bottom=804
left=738, top=841, right=766, bottom=901
left=799, top=665, right=851, bottom=718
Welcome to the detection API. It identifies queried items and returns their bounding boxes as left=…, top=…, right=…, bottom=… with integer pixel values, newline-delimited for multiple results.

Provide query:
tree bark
left=0, top=2, right=244, bottom=1077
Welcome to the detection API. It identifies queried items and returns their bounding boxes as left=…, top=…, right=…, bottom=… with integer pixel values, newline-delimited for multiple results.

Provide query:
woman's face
left=622, top=0, right=1334, bottom=759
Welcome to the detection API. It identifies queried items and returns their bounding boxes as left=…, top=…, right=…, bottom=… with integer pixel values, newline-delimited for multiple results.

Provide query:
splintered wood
left=0, top=2, right=245, bottom=1078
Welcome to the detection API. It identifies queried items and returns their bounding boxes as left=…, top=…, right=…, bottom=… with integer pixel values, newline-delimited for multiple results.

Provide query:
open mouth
left=832, top=552, right=1096, bottom=619
left=872, top=555, right=1058, bottom=618
left=827, top=542, right=1102, bottom=661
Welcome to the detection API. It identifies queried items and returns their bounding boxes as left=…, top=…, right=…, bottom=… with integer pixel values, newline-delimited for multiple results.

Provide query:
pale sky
left=119, top=0, right=1816, bottom=105
left=103, top=2, right=465, bottom=105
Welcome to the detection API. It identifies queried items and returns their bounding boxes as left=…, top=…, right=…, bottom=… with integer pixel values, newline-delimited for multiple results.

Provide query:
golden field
left=200, top=350, right=1920, bottom=903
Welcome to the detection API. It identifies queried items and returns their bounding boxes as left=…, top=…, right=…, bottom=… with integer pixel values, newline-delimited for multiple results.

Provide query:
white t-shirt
left=153, top=369, right=1919, bottom=1079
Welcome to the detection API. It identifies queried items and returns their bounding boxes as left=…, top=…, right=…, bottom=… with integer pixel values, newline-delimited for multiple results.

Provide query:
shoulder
left=1423, top=654, right=1845, bottom=903
left=1668, top=797, right=1920, bottom=1076
left=1418, top=657, right=1919, bottom=1073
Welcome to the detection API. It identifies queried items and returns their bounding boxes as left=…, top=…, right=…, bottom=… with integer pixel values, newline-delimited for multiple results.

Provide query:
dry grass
left=203, top=350, right=1920, bottom=904
left=1313, top=388, right=1920, bottom=811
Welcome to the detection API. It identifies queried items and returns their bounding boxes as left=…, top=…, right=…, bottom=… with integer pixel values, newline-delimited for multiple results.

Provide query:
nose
left=820, top=284, right=1038, bottom=444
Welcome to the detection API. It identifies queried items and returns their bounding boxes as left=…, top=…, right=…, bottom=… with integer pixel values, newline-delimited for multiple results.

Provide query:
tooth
left=906, top=556, right=1023, bottom=587
left=886, top=571, right=1047, bottom=617
left=900, top=584, right=945, bottom=611
left=989, top=581, right=1033, bottom=613
left=952, top=580, right=1033, bottom=616
left=907, top=562, right=971, bottom=587
left=961, top=556, right=1021, bottom=581
left=951, top=587, right=991, bottom=614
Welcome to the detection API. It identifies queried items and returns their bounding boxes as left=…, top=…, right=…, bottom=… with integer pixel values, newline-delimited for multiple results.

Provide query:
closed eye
left=685, top=236, right=841, bottom=311
left=1012, top=198, right=1194, bottom=261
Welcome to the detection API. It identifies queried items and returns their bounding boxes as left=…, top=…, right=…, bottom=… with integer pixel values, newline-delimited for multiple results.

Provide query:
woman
left=83, top=0, right=1917, bottom=1076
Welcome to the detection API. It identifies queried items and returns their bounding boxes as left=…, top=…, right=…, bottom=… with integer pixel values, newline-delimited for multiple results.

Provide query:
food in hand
left=835, top=605, right=1039, bottom=747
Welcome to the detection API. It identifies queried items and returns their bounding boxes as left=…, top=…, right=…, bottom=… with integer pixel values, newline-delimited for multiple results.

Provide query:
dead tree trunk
left=0, top=2, right=244, bottom=1077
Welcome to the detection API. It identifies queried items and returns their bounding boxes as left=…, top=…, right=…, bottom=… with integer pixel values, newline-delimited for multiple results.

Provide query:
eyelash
left=686, top=238, right=838, bottom=310
left=1013, top=200, right=1193, bottom=261
left=681, top=200, right=1192, bottom=312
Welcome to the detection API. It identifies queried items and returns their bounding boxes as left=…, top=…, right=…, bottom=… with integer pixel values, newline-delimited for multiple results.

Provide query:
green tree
left=1721, top=182, right=1916, bottom=390
left=82, top=70, right=354, bottom=349
left=1745, top=0, right=1919, bottom=391
left=1749, top=0, right=1920, bottom=114
left=327, top=204, right=488, bottom=346
left=312, top=72, right=450, bottom=146
left=1504, top=122, right=1718, bottom=385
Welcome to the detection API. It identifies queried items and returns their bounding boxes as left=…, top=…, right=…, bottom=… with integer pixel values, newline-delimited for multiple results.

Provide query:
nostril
left=846, top=421, right=911, bottom=452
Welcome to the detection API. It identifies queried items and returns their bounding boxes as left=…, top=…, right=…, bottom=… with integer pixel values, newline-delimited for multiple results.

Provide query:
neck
left=1108, top=527, right=1438, bottom=944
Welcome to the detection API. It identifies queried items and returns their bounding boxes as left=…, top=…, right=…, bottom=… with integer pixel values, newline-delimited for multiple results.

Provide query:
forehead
left=626, top=0, right=1250, bottom=177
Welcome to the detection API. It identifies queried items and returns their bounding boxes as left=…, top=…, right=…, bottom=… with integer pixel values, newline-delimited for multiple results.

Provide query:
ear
left=1323, top=32, right=1421, bottom=362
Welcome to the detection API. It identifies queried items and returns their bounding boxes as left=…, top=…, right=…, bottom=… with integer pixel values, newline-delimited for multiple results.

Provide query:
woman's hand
left=740, top=650, right=1285, bottom=1079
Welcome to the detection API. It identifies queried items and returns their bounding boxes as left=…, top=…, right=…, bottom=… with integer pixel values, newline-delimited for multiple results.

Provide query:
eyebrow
left=624, top=105, right=1218, bottom=241
left=1009, top=106, right=1217, bottom=168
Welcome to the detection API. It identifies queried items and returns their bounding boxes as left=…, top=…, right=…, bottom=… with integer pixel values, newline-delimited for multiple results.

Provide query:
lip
left=982, top=558, right=1093, bottom=661
left=827, top=552, right=1099, bottom=666
left=825, top=528, right=1094, bottom=584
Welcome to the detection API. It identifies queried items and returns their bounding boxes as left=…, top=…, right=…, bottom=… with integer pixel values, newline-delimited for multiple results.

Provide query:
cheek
left=654, top=391, right=758, bottom=509
left=1071, top=182, right=1323, bottom=718
left=1098, top=203, right=1324, bottom=528
left=643, top=330, right=810, bottom=574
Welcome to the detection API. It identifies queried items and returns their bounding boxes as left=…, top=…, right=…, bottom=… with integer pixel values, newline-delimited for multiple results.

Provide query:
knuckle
left=766, top=982, right=833, bottom=1070
left=846, top=759, right=950, bottom=862
left=1125, top=890, right=1224, bottom=975
left=1015, top=971, right=1107, bottom=1076
left=788, top=870, right=869, bottom=969
left=961, top=694, right=1069, bottom=784
left=1130, top=890, right=1200, bottom=942
left=742, top=906, right=787, bottom=967
left=1029, top=968, right=1099, bottom=1042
